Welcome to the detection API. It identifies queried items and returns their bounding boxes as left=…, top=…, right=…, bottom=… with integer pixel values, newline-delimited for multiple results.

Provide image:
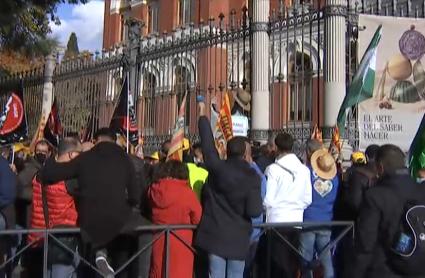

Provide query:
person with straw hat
left=299, top=147, right=340, bottom=278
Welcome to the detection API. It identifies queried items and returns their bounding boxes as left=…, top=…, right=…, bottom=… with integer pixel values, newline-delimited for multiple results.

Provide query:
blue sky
left=49, top=0, right=104, bottom=52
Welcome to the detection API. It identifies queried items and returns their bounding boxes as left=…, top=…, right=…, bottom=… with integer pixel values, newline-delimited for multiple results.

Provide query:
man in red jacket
left=28, top=137, right=81, bottom=278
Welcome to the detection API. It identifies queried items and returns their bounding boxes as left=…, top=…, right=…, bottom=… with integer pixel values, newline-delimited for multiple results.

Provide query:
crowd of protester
left=0, top=100, right=423, bottom=278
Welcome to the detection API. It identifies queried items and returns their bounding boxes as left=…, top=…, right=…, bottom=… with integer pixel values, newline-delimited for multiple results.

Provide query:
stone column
left=250, top=0, right=270, bottom=142
left=324, top=0, right=347, bottom=127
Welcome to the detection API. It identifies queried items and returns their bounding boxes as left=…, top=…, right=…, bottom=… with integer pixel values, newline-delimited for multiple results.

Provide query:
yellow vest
left=187, top=163, right=208, bottom=200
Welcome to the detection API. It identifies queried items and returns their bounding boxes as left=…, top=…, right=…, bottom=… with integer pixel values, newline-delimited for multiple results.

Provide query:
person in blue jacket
left=299, top=146, right=339, bottom=278
left=0, top=155, right=17, bottom=277
left=243, top=140, right=266, bottom=278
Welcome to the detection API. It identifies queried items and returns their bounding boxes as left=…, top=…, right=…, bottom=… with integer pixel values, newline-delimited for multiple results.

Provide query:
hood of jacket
left=149, top=178, right=189, bottom=209
left=275, top=153, right=304, bottom=174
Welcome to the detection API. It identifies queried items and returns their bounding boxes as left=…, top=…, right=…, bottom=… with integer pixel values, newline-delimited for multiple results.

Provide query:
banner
left=358, top=15, right=425, bottom=151
left=0, top=82, right=28, bottom=144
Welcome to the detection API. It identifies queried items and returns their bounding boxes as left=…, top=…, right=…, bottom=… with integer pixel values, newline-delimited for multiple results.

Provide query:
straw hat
left=232, top=88, right=251, bottom=111
left=311, top=148, right=337, bottom=180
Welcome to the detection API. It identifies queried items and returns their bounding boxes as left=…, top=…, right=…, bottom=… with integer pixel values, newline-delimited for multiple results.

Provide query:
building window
left=288, top=52, right=312, bottom=122
left=148, top=3, right=159, bottom=33
left=178, top=0, right=193, bottom=26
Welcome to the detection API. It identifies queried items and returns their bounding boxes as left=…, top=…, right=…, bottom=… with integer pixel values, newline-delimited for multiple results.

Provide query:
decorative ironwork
left=250, top=129, right=271, bottom=142
left=250, top=22, right=269, bottom=33
left=324, top=5, right=348, bottom=17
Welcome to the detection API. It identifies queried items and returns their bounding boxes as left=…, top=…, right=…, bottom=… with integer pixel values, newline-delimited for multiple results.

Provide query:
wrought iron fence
left=0, top=221, right=354, bottom=278
left=53, top=52, right=125, bottom=139
left=137, top=8, right=251, bottom=143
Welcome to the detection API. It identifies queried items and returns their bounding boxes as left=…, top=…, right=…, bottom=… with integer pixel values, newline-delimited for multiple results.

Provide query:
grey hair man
left=305, top=139, right=323, bottom=166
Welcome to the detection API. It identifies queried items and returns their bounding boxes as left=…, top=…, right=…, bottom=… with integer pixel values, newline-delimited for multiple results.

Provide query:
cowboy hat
left=232, top=88, right=251, bottom=111
left=311, top=148, right=337, bottom=180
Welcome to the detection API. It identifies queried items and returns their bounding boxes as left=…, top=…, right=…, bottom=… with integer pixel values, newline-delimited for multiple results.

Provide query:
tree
left=0, top=0, right=87, bottom=56
left=64, top=32, right=80, bottom=59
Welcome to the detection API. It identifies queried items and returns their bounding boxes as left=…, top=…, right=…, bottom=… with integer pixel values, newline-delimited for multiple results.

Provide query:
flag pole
left=126, top=72, right=130, bottom=154
left=11, top=146, right=15, bottom=165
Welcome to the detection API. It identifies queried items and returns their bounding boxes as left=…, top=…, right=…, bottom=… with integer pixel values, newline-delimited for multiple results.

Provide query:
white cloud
left=50, top=0, right=104, bottom=52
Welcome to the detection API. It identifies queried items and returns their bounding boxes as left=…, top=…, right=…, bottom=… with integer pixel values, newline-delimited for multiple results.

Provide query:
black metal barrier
left=0, top=221, right=354, bottom=277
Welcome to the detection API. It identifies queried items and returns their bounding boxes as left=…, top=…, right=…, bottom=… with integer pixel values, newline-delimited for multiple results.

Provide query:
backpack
left=389, top=202, right=425, bottom=275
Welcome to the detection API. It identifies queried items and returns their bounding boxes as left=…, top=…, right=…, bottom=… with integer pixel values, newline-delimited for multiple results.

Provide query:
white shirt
left=264, top=153, right=312, bottom=223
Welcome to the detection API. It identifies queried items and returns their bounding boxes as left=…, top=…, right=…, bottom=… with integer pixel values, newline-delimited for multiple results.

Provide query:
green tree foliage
left=0, top=0, right=87, bottom=56
left=64, top=32, right=79, bottom=59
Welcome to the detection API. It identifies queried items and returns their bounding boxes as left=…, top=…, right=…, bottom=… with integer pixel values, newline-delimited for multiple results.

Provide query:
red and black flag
left=43, top=99, right=63, bottom=147
left=0, top=81, right=28, bottom=144
left=109, top=75, right=138, bottom=146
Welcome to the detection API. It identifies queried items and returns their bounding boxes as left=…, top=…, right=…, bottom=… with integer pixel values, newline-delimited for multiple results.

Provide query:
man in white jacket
left=264, top=132, right=312, bottom=277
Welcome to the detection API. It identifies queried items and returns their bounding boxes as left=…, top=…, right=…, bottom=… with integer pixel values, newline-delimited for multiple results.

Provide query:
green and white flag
left=337, top=25, right=382, bottom=135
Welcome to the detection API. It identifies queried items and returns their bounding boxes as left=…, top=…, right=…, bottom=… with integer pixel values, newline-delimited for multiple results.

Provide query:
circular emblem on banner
left=399, top=25, right=425, bottom=60
left=0, top=93, right=24, bottom=135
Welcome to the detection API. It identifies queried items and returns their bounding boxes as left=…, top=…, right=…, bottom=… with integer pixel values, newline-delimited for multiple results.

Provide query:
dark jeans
left=194, top=247, right=209, bottom=278
left=263, top=229, right=299, bottom=278
left=209, top=253, right=245, bottom=278
left=22, top=247, right=43, bottom=278
left=244, top=241, right=259, bottom=278
left=299, top=229, right=333, bottom=278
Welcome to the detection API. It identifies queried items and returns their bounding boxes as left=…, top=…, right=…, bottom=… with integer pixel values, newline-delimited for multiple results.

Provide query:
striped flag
left=210, top=92, right=233, bottom=158
left=217, top=92, right=233, bottom=141
left=311, top=124, right=323, bottom=143
left=167, top=93, right=187, bottom=161
left=329, top=125, right=342, bottom=154
left=337, top=25, right=382, bottom=135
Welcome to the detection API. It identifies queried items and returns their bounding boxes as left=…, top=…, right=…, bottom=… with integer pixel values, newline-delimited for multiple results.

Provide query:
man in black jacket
left=195, top=99, right=262, bottom=278
left=337, top=144, right=379, bottom=221
left=349, top=144, right=425, bottom=278
left=40, top=128, right=142, bottom=277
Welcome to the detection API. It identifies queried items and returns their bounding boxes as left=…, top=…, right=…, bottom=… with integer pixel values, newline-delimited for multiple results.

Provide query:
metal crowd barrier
left=0, top=221, right=354, bottom=278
